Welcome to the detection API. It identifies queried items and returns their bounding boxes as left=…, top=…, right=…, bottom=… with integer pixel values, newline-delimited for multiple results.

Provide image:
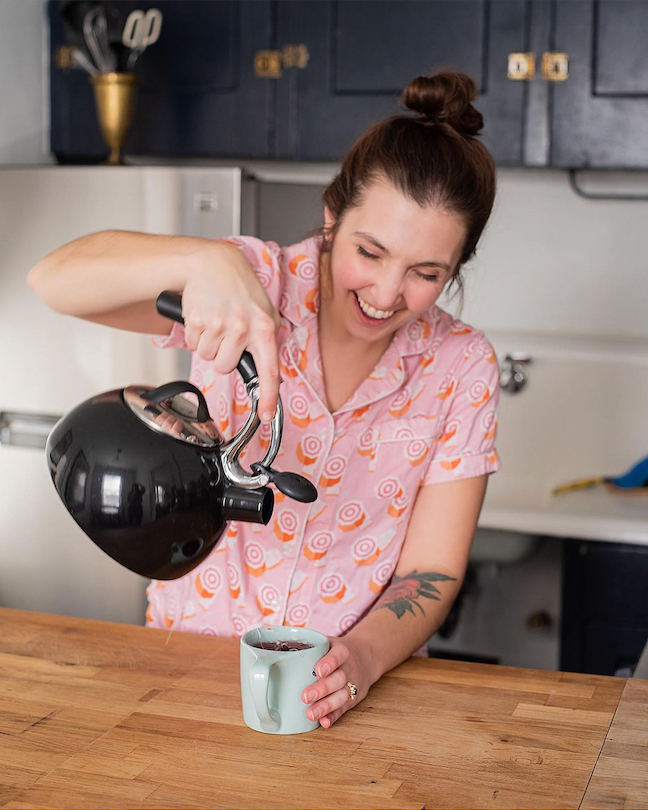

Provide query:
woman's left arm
left=303, top=473, right=489, bottom=728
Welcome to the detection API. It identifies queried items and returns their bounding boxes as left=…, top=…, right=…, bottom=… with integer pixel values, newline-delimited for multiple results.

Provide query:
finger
left=315, top=644, right=349, bottom=679
left=307, top=686, right=350, bottom=723
left=301, top=668, right=348, bottom=705
left=247, top=334, right=281, bottom=423
left=320, top=706, right=346, bottom=729
left=196, top=328, right=224, bottom=363
left=182, top=315, right=204, bottom=352
left=211, top=333, right=248, bottom=376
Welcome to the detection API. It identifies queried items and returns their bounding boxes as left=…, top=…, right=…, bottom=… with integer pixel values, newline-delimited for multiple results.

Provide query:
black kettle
left=46, top=291, right=317, bottom=580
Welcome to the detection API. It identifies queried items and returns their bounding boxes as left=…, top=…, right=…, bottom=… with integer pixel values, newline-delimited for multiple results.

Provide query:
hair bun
left=401, top=72, right=484, bottom=137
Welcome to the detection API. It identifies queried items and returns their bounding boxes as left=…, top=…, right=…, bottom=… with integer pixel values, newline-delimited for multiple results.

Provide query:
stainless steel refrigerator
left=0, top=165, right=252, bottom=624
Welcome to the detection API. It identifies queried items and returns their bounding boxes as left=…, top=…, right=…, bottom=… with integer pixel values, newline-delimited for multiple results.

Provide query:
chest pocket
left=370, top=415, right=439, bottom=474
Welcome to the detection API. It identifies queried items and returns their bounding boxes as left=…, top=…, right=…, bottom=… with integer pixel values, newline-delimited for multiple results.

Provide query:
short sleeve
left=151, top=235, right=284, bottom=350
left=422, top=334, right=501, bottom=485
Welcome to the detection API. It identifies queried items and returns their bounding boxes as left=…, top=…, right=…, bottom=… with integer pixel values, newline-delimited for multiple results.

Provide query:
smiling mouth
left=353, top=291, right=396, bottom=320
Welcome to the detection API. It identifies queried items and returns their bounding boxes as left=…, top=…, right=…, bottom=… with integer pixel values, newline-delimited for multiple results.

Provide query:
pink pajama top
left=146, top=234, right=500, bottom=638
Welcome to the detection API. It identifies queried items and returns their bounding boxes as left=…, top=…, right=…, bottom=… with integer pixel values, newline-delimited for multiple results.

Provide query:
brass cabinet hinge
left=542, top=52, right=569, bottom=81
left=507, top=52, right=536, bottom=81
left=254, top=44, right=310, bottom=79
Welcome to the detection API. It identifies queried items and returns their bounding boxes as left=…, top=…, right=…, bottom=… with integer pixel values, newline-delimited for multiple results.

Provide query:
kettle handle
left=140, top=381, right=210, bottom=423
left=156, top=291, right=258, bottom=384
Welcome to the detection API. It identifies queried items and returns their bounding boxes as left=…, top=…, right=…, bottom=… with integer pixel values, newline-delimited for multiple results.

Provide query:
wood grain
left=581, top=678, right=648, bottom=809
left=0, top=607, right=644, bottom=809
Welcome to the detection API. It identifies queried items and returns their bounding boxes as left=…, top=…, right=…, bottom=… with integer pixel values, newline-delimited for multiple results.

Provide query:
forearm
left=344, top=568, right=463, bottom=684
left=27, top=230, right=249, bottom=327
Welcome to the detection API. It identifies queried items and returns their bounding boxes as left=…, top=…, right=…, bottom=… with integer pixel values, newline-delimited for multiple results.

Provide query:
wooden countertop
left=0, top=608, right=646, bottom=809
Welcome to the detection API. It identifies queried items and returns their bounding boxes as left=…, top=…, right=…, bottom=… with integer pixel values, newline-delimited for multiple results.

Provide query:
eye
left=415, top=271, right=439, bottom=283
left=357, top=245, right=379, bottom=260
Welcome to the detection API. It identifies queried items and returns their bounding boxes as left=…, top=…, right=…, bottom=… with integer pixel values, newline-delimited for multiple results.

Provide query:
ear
left=323, top=205, right=336, bottom=236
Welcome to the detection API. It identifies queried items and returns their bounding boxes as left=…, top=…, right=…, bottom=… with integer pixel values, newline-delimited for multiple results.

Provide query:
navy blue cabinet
left=50, top=1, right=648, bottom=167
left=561, top=539, right=648, bottom=676
left=50, top=0, right=533, bottom=164
left=551, top=1, right=648, bottom=169
left=273, top=1, right=529, bottom=164
left=50, top=1, right=276, bottom=161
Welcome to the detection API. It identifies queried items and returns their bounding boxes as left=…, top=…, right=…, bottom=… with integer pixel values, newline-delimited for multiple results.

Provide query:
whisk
left=82, top=7, right=116, bottom=74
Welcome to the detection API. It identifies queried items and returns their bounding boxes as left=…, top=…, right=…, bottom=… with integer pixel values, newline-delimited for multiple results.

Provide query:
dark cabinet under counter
left=561, top=538, right=648, bottom=676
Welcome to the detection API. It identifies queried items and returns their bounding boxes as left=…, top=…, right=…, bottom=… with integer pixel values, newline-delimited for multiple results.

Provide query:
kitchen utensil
left=552, top=453, right=648, bottom=495
left=45, top=291, right=316, bottom=580
left=71, top=46, right=99, bottom=76
left=83, top=7, right=112, bottom=73
left=122, top=8, right=163, bottom=70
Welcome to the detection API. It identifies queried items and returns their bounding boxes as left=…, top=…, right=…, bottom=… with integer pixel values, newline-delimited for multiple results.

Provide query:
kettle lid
left=124, top=384, right=221, bottom=448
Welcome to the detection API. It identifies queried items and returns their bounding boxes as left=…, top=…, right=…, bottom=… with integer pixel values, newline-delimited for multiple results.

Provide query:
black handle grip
left=156, top=291, right=258, bottom=384
left=141, top=381, right=210, bottom=423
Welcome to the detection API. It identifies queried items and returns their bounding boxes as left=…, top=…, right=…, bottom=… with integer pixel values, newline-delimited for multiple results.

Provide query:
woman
left=29, top=72, right=500, bottom=729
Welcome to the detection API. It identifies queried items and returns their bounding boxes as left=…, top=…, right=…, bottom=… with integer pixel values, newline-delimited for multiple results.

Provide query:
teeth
left=355, top=293, right=394, bottom=320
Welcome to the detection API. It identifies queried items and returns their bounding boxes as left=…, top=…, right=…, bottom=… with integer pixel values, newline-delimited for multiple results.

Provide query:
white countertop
left=480, top=477, right=648, bottom=546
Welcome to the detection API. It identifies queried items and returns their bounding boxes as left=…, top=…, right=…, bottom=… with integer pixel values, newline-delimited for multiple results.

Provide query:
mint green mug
left=240, top=626, right=330, bottom=734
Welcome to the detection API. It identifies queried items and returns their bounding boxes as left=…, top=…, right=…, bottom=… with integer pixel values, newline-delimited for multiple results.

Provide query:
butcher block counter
left=0, top=608, right=647, bottom=810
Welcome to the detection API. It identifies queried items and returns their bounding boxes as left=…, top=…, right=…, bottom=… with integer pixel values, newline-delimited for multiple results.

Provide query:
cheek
left=406, top=284, right=443, bottom=314
left=331, top=251, right=365, bottom=292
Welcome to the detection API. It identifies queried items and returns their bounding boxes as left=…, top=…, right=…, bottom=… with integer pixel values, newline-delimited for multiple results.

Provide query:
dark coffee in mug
left=250, top=640, right=314, bottom=652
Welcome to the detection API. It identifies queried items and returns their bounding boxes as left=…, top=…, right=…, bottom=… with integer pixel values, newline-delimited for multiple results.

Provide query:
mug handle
left=250, top=657, right=281, bottom=732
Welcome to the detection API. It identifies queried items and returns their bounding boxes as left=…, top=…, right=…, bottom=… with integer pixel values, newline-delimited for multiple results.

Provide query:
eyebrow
left=354, top=231, right=452, bottom=274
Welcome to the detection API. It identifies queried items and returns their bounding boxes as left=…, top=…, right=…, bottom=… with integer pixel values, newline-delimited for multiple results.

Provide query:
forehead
left=345, top=180, right=466, bottom=264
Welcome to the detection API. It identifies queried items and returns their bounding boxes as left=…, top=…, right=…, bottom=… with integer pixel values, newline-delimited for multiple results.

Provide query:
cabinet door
left=561, top=539, right=648, bottom=675
left=274, top=1, right=529, bottom=163
left=50, top=1, right=274, bottom=161
left=551, top=0, right=648, bottom=168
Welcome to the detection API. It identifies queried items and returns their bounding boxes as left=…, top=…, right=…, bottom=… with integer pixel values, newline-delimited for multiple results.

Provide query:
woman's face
left=322, top=178, right=467, bottom=344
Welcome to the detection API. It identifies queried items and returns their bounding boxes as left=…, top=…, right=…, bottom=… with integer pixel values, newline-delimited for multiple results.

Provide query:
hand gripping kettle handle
left=155, top=291, right=258, bottom=384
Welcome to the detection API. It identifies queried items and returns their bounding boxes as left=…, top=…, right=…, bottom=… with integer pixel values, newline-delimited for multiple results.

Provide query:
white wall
left=0, top=0, right=49, bottom=164
left=453, top=168, right=648, bottom=340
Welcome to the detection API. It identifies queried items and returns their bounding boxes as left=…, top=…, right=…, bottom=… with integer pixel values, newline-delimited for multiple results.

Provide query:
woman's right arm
left=27, top=229, right=282, bottom=420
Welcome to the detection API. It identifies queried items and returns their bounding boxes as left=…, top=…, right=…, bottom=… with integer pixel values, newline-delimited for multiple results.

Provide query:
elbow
left=27, top=256, right=59, bottom=310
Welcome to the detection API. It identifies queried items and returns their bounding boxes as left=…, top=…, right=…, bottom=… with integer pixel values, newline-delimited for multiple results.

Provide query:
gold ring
left=346, top=681, right=358, bottom=700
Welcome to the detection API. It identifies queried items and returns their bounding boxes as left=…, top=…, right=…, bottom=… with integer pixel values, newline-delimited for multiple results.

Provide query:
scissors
left=122, top=8, right=163, bottom=69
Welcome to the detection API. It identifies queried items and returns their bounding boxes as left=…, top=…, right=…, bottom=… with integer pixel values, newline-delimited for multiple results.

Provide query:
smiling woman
left=28, top=71, right=500, bottom=732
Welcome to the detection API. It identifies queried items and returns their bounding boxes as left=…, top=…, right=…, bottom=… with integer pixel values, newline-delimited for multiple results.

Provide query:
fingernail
left=310, top=708, right=321, bottom=720
left=305, top=690, right=316, bottom=703
left=319, top=664, right=330, bottom=677
left=261, top=411, right=273, bottom=423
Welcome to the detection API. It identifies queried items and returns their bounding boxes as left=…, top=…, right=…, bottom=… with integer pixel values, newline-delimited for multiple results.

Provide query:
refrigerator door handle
left=0, top=411, right=62, bottom=450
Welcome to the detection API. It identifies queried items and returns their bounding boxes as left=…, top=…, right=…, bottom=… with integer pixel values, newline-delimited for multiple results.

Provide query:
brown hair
left=320, top=72, right=496, bottom=300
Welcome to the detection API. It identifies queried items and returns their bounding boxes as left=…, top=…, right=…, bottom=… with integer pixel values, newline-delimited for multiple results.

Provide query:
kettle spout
left=221, top=485, right=274, bottom=525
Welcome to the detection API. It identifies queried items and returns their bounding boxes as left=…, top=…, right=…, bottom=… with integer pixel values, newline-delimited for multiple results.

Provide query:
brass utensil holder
left=90, top=73, right=137, bottom=165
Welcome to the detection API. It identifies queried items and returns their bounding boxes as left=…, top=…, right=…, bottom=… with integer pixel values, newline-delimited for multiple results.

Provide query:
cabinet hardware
left=542, top=52, right=569, bottom=81
left=507, top=53, right=535, bottom=81
left=254, top=50, right=283, bottom=79
left=254, top=45, right=310, bottom=79
left=282, top=44, right=310, bottom=69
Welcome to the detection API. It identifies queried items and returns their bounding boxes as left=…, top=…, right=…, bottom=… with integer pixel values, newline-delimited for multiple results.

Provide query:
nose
left=371, top=268, right=405, bottom=311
